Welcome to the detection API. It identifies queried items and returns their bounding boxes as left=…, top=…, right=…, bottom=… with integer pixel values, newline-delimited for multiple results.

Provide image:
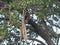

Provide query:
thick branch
left=28, top=19, right=55, bottom=45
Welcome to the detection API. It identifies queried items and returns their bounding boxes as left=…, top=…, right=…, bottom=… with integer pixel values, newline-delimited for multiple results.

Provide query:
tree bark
left=28, top=19, right=55, bottom=45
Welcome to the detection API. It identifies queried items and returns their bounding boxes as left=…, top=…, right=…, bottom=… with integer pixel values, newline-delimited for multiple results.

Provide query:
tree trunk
left=20, top=10, right=28, bottom=40
left=28, top=19, right=55, bottom=45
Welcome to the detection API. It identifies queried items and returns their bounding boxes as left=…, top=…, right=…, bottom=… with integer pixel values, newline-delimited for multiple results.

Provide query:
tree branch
left=29, top=38, right=45, bottom=45
left=28, top=19, right=55, bottom=45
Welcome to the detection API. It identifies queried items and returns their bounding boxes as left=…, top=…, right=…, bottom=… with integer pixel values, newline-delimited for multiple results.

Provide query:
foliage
left=0, top=0, right=60, bottom=45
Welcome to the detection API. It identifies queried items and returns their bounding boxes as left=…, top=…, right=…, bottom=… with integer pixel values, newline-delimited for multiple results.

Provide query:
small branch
left=46, top=19, right=60, bottom=28
left=29, top=38, right=45, bottom=45
left=0, top=5, right=7, bottom=12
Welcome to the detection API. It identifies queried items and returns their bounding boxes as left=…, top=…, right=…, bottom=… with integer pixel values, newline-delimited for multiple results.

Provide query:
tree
left=0, top=0, right=60, bottom=45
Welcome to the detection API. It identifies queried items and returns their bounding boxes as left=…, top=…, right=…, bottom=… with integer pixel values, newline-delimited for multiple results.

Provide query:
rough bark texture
left=28, top=19, right=55, bottom=45
left=21, top=10, right=28, bottom=40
